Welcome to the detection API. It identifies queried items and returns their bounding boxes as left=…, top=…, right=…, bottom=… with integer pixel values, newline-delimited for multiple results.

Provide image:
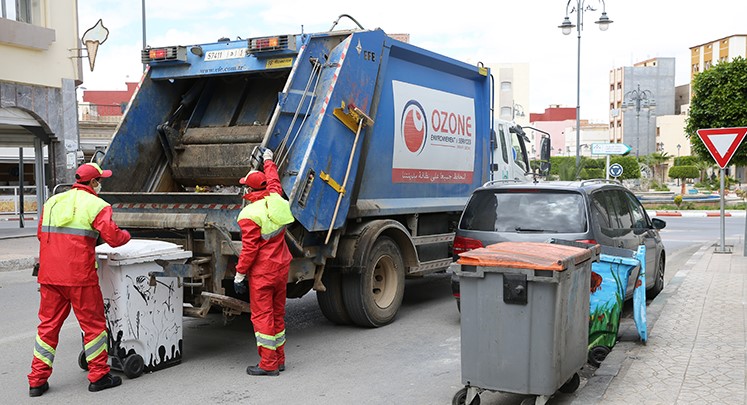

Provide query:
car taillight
left=453, top=236, right=484, bottom=255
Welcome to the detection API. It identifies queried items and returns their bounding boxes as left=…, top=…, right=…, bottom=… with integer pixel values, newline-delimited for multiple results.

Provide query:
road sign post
left=696, top=127, right=747, bottom=254
left=591, top=143, right=631, bottom=180
left=608, top=163, right=623, bottom=180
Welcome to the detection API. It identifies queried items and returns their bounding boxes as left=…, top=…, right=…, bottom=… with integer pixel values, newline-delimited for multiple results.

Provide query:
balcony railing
left=78, top=102, right=126, bottom=123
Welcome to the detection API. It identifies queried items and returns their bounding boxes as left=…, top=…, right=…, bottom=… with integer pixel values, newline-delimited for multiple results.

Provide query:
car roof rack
left=579, top=178, right=622, bottom=187
left=482, top=179, right=524, bottom=188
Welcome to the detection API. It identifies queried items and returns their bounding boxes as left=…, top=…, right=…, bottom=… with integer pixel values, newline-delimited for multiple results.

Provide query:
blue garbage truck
left=97, top=19, right=548, bottom=327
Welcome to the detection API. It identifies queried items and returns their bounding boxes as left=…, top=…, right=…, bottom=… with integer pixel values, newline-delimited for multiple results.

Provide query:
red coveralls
left=236, top=160, right=292, bottom=371
left=28, top=183, right=130, bottom=387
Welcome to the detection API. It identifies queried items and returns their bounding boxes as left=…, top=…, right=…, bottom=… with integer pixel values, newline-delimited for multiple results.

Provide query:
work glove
left=234, top=272, right=248, bottom=295
left=262, top=148, right=274, bottom=162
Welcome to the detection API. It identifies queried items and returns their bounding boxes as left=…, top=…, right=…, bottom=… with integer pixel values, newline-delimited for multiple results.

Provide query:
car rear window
left=460, top=190, right=587, bottom=233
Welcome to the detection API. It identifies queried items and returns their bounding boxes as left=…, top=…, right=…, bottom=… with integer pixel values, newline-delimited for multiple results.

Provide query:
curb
left=568, top=241, right=712, bottom=404
left=654, top=211, right=744, bottom=217
left=0, top=216, right=37, bottom=221
left=0, top=256, right=37, bottom=273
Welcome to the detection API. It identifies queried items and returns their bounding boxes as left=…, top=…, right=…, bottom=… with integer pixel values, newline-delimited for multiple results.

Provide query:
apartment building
left=609, top=58, right=675, bottom=157
left=689, top=35, right=747, bottom=85
left=486, top=63, right=530, bottom=128
left=0, top=0, right=82, bottom=205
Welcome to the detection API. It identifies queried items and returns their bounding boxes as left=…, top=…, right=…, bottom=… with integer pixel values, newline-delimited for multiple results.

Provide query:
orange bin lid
left=457, top=241, right=598, bottom=271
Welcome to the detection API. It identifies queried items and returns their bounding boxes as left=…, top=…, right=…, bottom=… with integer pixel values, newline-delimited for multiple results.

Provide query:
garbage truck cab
left=491, top=119, right=533, bottom=182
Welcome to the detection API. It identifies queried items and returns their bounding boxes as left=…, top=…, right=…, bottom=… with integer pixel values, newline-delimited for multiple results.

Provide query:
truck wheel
left=342, top=236, right=405, bottom=327
left=316, top=270, right=352, bottom=325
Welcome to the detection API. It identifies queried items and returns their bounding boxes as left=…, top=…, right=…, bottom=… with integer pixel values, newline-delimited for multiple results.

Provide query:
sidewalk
left=571, top=238, right=747, bottom=405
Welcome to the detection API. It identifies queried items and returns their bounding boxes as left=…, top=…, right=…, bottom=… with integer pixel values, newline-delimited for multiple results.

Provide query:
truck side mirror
left=539, top=135, right=552, bottom=175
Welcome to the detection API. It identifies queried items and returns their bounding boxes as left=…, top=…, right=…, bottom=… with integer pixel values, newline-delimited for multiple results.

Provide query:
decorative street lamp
left=559, top=0, right=612, bottom=177
left=622, top=83, right=656, bottom=157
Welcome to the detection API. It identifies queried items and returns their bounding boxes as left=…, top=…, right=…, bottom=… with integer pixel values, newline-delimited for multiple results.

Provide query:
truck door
left=508, top=126, right=530, bottom=180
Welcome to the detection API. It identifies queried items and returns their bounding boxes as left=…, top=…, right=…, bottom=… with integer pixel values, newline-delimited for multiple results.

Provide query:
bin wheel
left=452, top=387, right=480, bottom=405
left=77, top=350, right=88, bottom=371
left=123, top=354, right=145, bottom=379
left=588, top=345, right=611, bottom=368
left=558, top=372, right=580, bottom=394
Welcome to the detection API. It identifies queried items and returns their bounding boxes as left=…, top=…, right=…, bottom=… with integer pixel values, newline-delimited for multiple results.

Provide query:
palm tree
left=651, top=152, right=670, bottom=184
left=694, top=160, right=714, bottom=183
left=642, top=152, right=671, bottom=184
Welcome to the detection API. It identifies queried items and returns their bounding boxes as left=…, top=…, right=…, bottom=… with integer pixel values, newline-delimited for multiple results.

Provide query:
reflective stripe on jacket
left=37, top=185, right=130, bottom=286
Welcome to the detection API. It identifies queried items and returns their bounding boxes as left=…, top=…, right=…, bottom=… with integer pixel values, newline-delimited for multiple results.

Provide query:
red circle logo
left=402, top=101, right=427, bottom=154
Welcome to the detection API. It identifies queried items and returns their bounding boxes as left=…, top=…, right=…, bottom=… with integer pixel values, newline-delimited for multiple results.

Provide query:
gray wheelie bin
left=452, top=241, right=598, bottom=405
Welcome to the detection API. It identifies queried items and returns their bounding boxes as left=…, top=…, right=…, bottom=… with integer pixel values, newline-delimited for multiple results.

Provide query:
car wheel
left=647, top=255, right=665, bottom=300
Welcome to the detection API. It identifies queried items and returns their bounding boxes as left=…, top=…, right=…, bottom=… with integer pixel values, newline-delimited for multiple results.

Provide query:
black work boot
left=279, top=363, right=285, bottom=372
left=29, top=381, right=49, bottom=397
left=88, top=373, right=122, bottom=392
left=246, top=364, right=279, bottom=376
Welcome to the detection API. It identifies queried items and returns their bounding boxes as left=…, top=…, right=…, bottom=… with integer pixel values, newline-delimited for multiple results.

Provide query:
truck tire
left=316, top=270, right=352, bottom=325
left=342, top=236, right=405, bottom=327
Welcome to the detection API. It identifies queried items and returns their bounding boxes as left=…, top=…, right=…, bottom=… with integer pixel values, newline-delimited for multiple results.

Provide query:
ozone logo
left=401, top=100, right=427, bottom=154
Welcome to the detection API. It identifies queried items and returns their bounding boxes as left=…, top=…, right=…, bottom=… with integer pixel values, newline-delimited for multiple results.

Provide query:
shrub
left=674, top=195, right=683, bottom=208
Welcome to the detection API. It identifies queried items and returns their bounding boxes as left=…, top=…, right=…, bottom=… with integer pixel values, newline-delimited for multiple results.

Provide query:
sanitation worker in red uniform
left=28, top=163, right=131, bottom=397
left=234, top=149, right=294, bottom=376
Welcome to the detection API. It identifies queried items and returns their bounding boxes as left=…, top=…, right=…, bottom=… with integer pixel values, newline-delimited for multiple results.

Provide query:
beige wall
left=0, top=0, right=81, bottom=88
left=486, top=62, right=530, bottom=127
left=656, top=114, right=691, bottom=160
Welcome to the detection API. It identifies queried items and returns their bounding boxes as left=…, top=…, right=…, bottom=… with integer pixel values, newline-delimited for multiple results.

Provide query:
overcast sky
left=77, top=0, right=747, bottom=122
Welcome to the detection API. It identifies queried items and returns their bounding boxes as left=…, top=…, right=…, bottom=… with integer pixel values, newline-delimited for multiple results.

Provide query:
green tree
left=610, top=156, right=641, bottom=180
left=685, top=56, right=747, bottom=165
left=642, top=152, right=671, bottom=183
left=674, top=155, right=699, bottom=166
left=694, top=160, right=714, bottom=182
left=669, top=165, right=699, bottom=195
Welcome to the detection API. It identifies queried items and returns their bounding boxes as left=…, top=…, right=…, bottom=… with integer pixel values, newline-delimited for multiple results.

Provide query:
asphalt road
left=0, top=216, right=742, bottom=405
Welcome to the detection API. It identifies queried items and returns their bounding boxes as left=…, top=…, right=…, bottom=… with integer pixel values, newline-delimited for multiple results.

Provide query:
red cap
left=75, top=163, right=112, bottom=182
left=239, top=170, right=266, bottom=189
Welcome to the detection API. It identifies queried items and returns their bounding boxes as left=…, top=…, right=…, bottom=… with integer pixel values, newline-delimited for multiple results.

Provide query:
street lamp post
left=142, top=0, right=147, bottom=71
left=559, top=0, right=612, bottom=178
left=622, top=83, right=655, bottom=157
left=676, top=143, right=681, bottom=186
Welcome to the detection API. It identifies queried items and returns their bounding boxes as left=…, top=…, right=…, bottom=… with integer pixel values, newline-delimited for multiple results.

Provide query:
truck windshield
left=460, top=190, right=587, bottom=233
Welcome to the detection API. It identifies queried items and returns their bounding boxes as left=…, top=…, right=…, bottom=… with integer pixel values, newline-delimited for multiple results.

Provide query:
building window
left=500, top=106, right=512, bottom=119
left=500, top=81, right=512, bottom=92
left=1, top=0, right=31, bottom=23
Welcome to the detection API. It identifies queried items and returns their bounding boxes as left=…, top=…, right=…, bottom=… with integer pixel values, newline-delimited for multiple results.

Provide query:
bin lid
left=456, top=241, right=594, bottom=271
left=96, top=239, right=192, bottom=265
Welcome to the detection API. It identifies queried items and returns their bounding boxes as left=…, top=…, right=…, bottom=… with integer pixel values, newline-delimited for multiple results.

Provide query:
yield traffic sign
left=696, top=127, right=747, bottom=169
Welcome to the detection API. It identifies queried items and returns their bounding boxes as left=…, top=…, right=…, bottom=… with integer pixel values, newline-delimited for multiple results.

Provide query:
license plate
left=204, top=48, right=247, bottom=61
